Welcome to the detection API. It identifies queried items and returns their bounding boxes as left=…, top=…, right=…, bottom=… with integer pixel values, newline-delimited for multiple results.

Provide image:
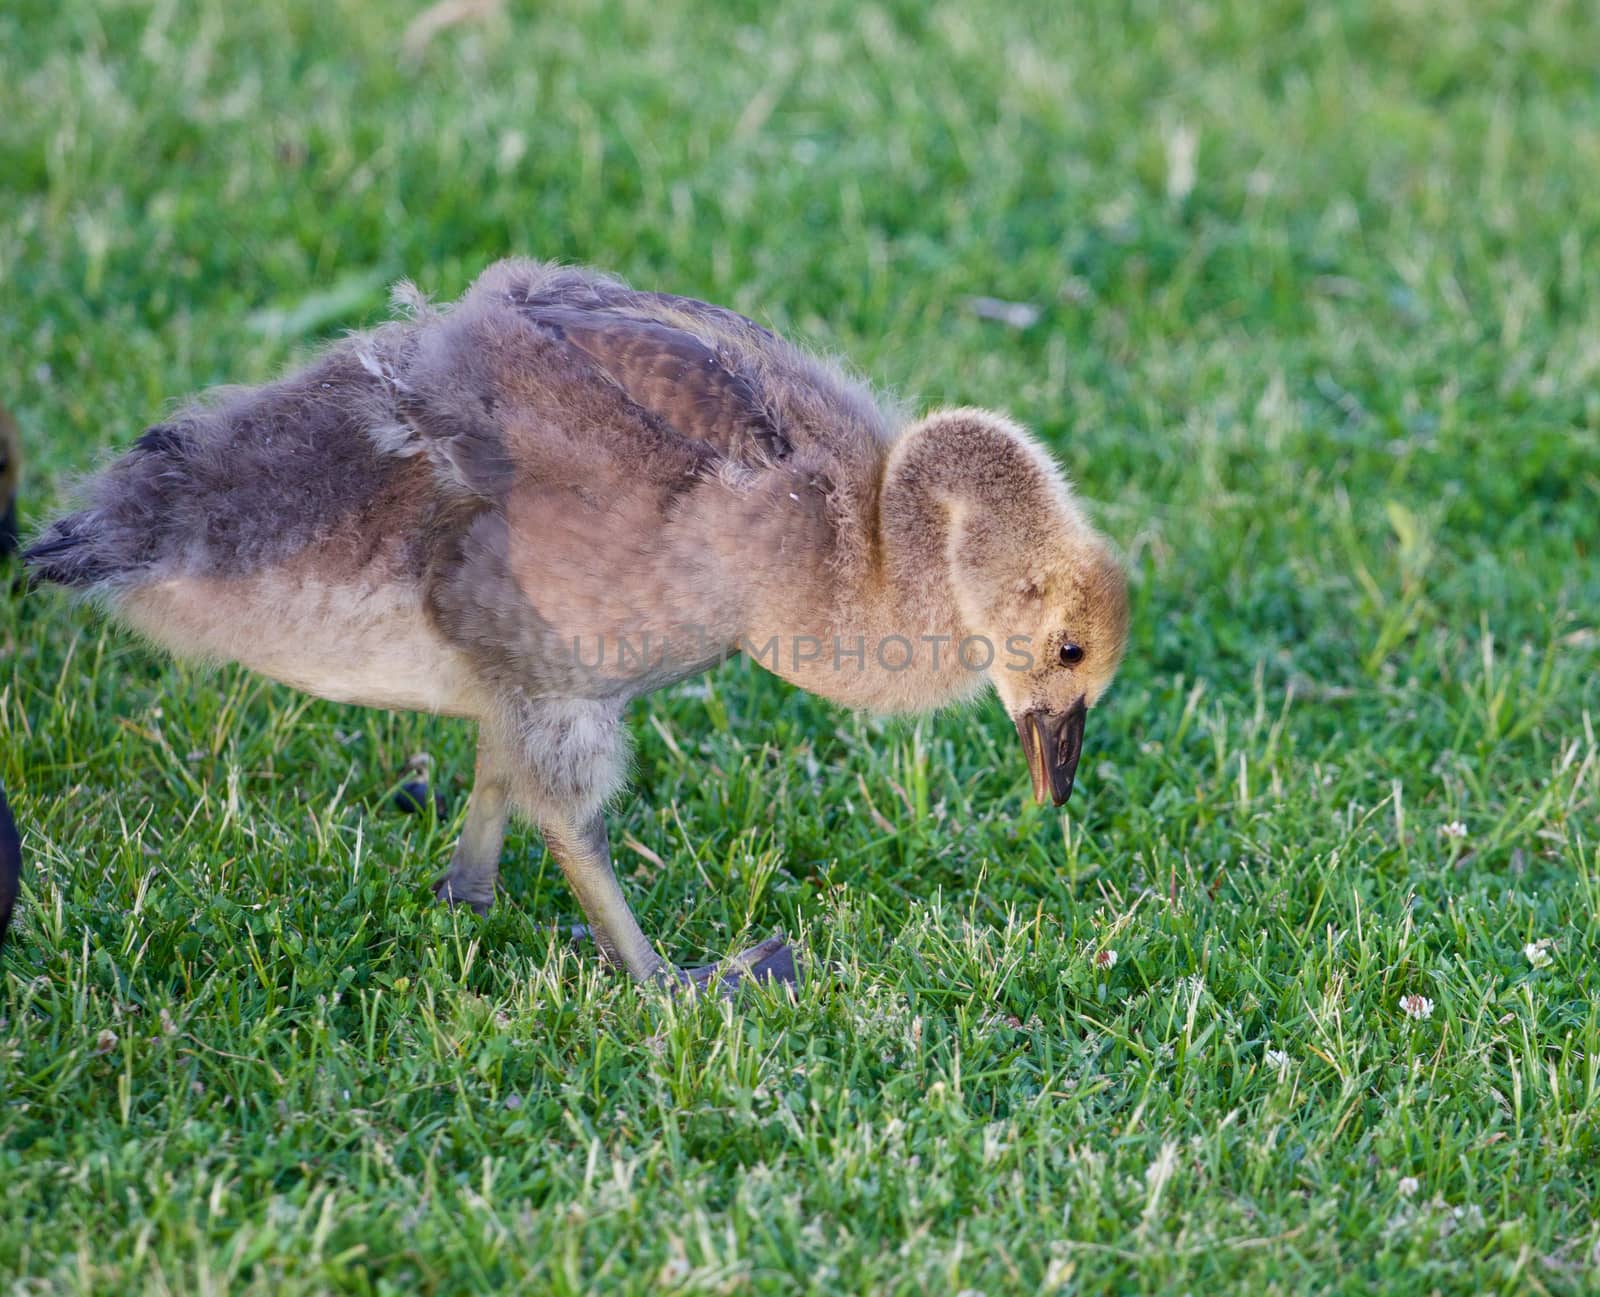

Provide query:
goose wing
left=514, top=298, right=791, bottom=465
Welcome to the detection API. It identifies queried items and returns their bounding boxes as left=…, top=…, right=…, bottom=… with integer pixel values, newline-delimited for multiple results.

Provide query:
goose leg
left=541, top=812, right=664, bottom=980
left=432, top=735, right=510, bottom=914
left=438, top=697, right=797, bottom=992
left=430, top=704, right=662, bottom=968
left=543, top=811, right=799, bottom=994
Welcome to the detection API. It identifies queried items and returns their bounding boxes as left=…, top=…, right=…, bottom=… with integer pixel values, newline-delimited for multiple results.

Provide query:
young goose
left=2, top=413, right=22, bottom=946
left=25, top=259, right=1130, bottom=990
left=0, top=404, right=19, bottom=558
left=0, top=785, right=18, bottom=948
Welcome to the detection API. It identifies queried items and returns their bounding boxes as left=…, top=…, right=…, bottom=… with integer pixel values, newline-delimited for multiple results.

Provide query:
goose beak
left=1016, top=699, right=1087, bottom=806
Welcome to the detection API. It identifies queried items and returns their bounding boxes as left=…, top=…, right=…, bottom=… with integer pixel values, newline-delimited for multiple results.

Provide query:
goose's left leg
left=540, top=811, right=663, bottom=979
left=493, top=695, right=797, bottom=993
left=541, top=810, right=797, bottom=992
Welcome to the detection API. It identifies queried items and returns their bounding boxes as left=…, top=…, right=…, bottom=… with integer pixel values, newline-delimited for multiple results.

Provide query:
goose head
left=889, top=408, right=1130, bottom=806
left=961, top=531, right=1128, bottom=806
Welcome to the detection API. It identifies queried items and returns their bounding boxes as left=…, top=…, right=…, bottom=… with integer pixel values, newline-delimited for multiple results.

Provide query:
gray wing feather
left=520, top=304, right=791, bottom=464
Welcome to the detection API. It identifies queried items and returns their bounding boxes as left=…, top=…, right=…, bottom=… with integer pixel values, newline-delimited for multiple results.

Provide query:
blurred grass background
left=2, top=0, right=1599, bottom=1292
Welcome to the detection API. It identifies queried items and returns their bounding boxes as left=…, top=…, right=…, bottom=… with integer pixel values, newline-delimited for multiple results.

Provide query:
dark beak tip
left=1019, top=700, right=1087, bottom=808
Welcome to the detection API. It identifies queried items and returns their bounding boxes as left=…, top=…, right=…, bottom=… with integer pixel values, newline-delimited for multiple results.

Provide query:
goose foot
left=561, top=926, right=797, bottom=995
left=668, top=934, right=799, bottom=997
left=431, top=873, right=494, bottom=916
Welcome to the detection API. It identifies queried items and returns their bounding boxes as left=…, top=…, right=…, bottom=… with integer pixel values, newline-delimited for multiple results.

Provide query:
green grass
left=4, top=0, right=1600, bottom=1292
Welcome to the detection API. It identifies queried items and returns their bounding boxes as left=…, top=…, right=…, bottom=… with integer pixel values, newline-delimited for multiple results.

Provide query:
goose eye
left=1059, top=642, right=1085, bottom=667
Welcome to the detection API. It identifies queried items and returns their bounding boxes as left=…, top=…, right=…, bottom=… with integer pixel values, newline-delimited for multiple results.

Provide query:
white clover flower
left=1398, top=1175, right=1420, bottom=1197
left=1524, top=941, right=1553, bottom=969
left=1265, top=1048, right=1290, bottom=1072
left=1399, top=993, right=1434, bottom=1020
left=1439, top=821, right=1468, bottom=840
left=1094, top=949, right=1118, bottom=970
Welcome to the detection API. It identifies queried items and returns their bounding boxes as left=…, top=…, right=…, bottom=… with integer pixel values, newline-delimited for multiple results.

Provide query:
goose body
left=26, top=259, right=1130, bottom=987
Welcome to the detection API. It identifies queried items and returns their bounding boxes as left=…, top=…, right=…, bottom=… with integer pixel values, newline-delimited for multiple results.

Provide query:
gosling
left=25, top=260, right=1130, bottom=990
left=2, top=410, right=22, bottom=946
left=0, top=785, right=18, bottom=948
left=1, top=403, right=19, bottom=558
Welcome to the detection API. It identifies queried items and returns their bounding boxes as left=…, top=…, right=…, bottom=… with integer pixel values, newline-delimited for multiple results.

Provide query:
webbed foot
left=431, top=873, right=494, bottom=916
left=670, top=934, right=799, bottom=997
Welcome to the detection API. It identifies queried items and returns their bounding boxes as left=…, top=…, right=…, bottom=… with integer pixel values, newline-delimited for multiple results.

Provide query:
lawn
left=3, top=0, right=1599, bottom=1292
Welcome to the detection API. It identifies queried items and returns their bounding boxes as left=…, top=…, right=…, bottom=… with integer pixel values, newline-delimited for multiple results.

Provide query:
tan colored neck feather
left=747, top=413, right=1061, bottom=715
left=878, top=409, right=1065, bottom=614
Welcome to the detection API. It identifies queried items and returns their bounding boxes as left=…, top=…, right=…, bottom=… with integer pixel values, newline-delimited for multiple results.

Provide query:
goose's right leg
left=432, top=734, right=511, bottom=915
